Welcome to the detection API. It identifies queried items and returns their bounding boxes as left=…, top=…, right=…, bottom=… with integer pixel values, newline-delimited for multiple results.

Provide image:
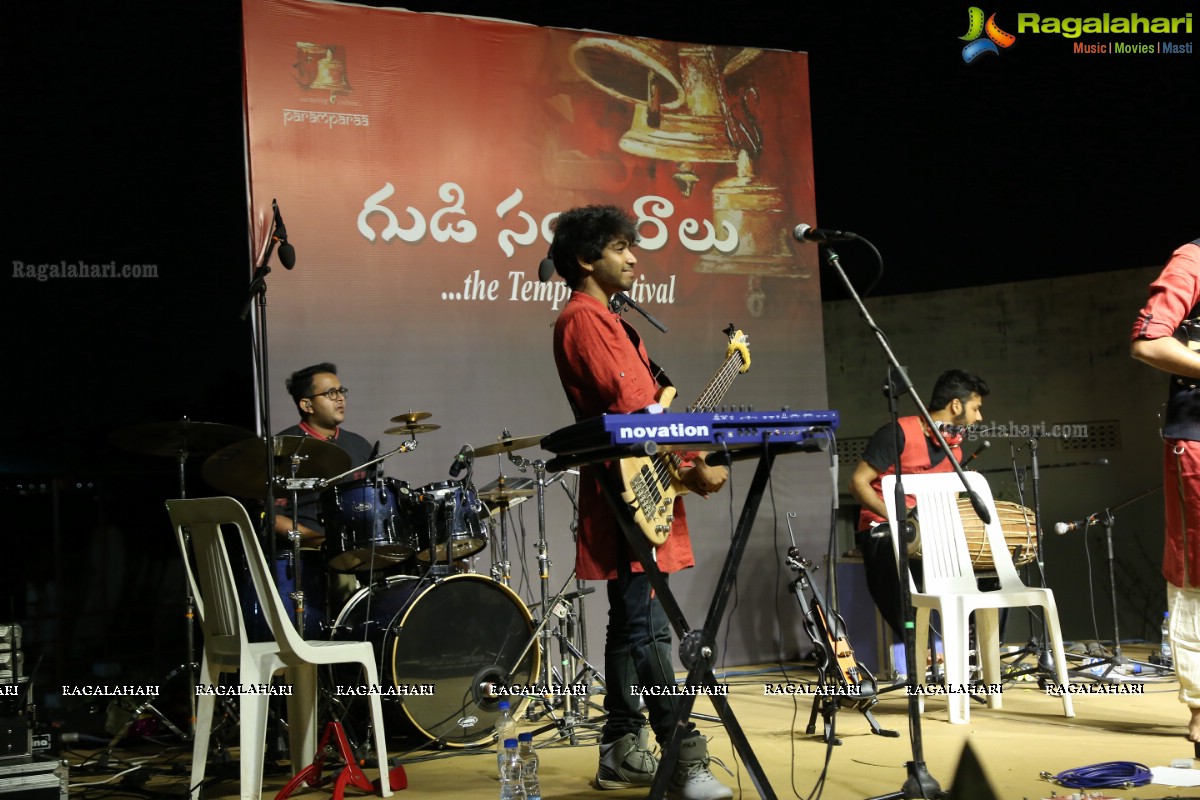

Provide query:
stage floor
left=57, top=653, right=1200, bottom=799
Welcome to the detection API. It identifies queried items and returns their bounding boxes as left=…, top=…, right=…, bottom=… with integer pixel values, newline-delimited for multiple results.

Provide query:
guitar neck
left=663, top=349, right=746, bottom=470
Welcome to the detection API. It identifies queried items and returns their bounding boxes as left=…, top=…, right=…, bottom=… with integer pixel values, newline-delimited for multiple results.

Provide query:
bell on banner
left=295, top=43, right=353, bottom=99
left=571, top=39, right=758, bottom=196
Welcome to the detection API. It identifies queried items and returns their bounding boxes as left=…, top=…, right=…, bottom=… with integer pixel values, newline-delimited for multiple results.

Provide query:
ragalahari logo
left=960, top=8, right=1017, bottom=62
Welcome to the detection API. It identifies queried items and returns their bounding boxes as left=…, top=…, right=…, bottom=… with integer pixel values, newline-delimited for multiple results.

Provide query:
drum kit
left=111, top=414, right=599, bottom=750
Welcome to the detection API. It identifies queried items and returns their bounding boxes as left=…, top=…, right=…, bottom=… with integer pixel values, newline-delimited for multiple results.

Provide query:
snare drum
left=955, top=498, right=1038, bottom=570
left=320, top=477, right=418, bottom=573
left=329, top=574, right=539, bottom=745
left=413, top=481, right=488, bottom=563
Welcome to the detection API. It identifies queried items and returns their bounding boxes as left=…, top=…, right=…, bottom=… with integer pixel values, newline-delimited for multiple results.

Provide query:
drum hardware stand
left=276, top=720, right=407, bottom=800
left=555, top=473, right=605, bottom=718
left=487, top=473, right=515, bottom=586
left=281, top=451, right=314, bottom=637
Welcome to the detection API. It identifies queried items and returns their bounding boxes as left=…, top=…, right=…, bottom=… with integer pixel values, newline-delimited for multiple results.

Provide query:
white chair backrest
left=167, top=496, right=313, bottom=656
left=881, top=472, right=1023, bottom=593
left=166, top=497, right=253, bottom=652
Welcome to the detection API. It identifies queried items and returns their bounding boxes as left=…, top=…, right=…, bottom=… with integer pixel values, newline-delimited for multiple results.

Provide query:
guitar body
left=615, top=328, right=750, bottom=546
left=616, top=387, right=685, bottom=546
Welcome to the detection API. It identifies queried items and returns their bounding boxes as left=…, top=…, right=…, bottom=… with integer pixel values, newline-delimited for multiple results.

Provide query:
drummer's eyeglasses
left=306, top=386, right=349, bottom=400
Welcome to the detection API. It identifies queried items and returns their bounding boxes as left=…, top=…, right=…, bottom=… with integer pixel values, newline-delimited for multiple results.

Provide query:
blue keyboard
left=542, top=409, right=840, bottom=455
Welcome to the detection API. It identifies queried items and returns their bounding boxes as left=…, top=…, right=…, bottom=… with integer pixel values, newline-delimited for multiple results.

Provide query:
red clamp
left=276, top=721, right=407, bottom=799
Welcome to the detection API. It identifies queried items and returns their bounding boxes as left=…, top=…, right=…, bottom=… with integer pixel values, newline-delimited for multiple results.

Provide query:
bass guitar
left=617, top=324, right=750, bottom=545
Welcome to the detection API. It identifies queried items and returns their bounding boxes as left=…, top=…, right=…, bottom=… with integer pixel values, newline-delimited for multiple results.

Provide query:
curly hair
left=547, top=205, right=639, bottom=289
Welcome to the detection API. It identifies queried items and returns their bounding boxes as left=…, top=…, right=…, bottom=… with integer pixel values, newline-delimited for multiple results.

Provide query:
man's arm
left=1132, top=336, right=1200, bottom=380
left=274, top=513, right=323, bottom=547
left=849, top=459, right=888, bottom=521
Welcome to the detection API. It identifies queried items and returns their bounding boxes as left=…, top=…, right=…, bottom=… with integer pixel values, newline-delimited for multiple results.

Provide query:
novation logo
left=960, top=7, right=1017, bottom=63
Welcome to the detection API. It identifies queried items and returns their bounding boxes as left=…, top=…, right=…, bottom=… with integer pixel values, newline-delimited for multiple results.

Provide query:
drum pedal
left=275, top=721, right=407, bottom=799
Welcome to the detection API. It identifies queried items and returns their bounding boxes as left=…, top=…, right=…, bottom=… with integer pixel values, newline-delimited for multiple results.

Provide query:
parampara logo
left=959, top=7, right=1017, bottom=62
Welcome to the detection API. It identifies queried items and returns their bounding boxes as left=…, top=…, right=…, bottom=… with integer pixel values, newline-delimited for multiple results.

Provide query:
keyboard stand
left=591, top=442, right=801, bottom=800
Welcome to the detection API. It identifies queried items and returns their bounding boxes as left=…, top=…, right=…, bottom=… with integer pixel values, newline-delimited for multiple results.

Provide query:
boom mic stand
left=241, top=199, right=294, bottom=568
left=1057, top=485, right=1163, bottom=681
left=821, top=242, right=989, bottom=800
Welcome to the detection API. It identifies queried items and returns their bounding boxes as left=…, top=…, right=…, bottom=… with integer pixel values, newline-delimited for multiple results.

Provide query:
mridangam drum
left=954, top=498, right=1038, bottom=570
left=330, top=574, right=539, bottom=745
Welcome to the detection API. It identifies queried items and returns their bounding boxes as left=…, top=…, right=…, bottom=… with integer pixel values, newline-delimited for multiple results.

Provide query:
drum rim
left=388, top=573, right=540, bottom=747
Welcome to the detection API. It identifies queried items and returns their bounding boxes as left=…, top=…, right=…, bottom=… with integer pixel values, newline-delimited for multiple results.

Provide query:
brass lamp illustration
left=569, top=37, right=807, bottom=309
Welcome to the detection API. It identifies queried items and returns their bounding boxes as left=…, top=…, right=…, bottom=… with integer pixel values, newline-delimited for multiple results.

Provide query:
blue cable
left=1048, top=760, right=1152, bottom=789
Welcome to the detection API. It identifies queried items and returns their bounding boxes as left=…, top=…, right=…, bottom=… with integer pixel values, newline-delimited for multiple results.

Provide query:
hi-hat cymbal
left=110, top=420, right=255, bottom=459
left=390, top=411, right=432, bottom=425
left=477, top=487, right=535, bottom=503
left=384, top=423, right=441, bottom=435
left=472, top=434, right=545, bottom=457
left=202, top=435, right=351, bottom=498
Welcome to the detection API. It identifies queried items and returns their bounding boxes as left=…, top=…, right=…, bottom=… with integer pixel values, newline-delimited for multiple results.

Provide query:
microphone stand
left=1057, top=485, right=1164, bottom=681
left=823, top=244, right=986, bottom=800
left=610, top=291, right=668, bottom=333
left=241, top=217, right=285, bottom=568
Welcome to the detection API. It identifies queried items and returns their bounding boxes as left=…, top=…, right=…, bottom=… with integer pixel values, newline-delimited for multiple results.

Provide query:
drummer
left=848, top=369, right=989, bottom=639
left=275, top=363, right=375, bottom=606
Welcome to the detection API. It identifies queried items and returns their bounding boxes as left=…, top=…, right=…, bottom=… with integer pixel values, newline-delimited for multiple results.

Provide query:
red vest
left=858, top=415, right=962, bottom=530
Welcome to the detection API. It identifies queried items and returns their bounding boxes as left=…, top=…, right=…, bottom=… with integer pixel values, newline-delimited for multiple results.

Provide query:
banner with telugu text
left=242, top=0, right=829, bottom=665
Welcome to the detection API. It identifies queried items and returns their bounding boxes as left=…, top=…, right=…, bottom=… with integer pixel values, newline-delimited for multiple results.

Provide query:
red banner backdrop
left=242, top=0, right=829, bottom=665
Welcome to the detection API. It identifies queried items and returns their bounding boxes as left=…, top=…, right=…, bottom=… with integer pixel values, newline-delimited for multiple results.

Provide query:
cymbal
left=390, top=411, right=432, bottom=425
left=110, top=420, right=255, bottom=458
left=202, top=435, right=351, bottom=498
left=472, top=434, right=545, bottom=458
left=384, top=423, right=441, bottom=435
left=477, top=487, right=535, bottom=503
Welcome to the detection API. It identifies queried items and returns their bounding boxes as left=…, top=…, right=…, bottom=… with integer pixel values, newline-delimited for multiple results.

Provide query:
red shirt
left=553, top=291, right=695, bottom=580
left=1131, top=243, right=1200, bottom=342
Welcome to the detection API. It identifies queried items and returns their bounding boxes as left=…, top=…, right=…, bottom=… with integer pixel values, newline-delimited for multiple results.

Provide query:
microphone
left=1054, top=516, right=1097, bottom=535
left=272, top=199, right=296, bottom=269
left=962, top=440, right=990, bottom=468
left=448, top=444, right=473, bottom=478
left=793, top=223, right=858, bottom=244
left=538, top=256, right=556, bottom=282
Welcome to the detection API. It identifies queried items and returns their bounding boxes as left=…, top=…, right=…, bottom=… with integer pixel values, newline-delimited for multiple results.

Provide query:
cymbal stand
left=555, top=474, right=604, bottom=718
left=174, top=434, right=198, bottom=739
left=283, top=448, right=310, bottom=636
left=507, top=452, right=555, bottom=717
left=488, top=473, right=513, bottom=586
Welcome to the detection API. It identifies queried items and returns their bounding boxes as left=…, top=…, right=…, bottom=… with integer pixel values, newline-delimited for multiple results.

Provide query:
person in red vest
left=1130, top=238, right=1200, bottom=741
left=848, top=369, right=989, bottom=638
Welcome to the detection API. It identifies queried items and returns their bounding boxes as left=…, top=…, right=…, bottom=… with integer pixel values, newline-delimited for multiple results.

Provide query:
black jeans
left=602, top=570, right=694, bottom=745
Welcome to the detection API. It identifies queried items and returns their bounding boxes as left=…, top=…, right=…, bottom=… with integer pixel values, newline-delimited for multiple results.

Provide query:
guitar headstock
left=723, top=324, right=751, bottom=373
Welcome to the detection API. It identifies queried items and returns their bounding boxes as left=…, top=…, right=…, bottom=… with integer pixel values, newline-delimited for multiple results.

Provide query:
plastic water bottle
left=1162, top=611, right=1174, bottom=665
left=495, top=701, right=516, bottom=779
left=499, top=738, right=525, bottom=800
left=518, top=732, right=540, bottom=800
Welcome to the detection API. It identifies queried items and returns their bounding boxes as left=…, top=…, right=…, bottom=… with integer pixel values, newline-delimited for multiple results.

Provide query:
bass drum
left=330, top=574, right=539, bottom=746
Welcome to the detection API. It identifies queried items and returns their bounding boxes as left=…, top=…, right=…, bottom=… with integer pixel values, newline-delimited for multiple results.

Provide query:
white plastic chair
left=166, top=497, right=392, bottom=799
left=882, top=472, right=1074, bottom=724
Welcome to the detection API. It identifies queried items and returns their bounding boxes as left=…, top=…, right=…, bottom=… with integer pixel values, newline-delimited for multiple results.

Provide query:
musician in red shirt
left=848, top=370, right=989, bottom=639
left=1131, top=239, right=1200, bottom=741
left=550, top=205, right=731, bottom=800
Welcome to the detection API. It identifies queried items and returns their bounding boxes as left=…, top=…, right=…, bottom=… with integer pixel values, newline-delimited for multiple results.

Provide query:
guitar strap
left=617, top=315, right=674, bottom=395
left=560, top=309, right=675, bottom=425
